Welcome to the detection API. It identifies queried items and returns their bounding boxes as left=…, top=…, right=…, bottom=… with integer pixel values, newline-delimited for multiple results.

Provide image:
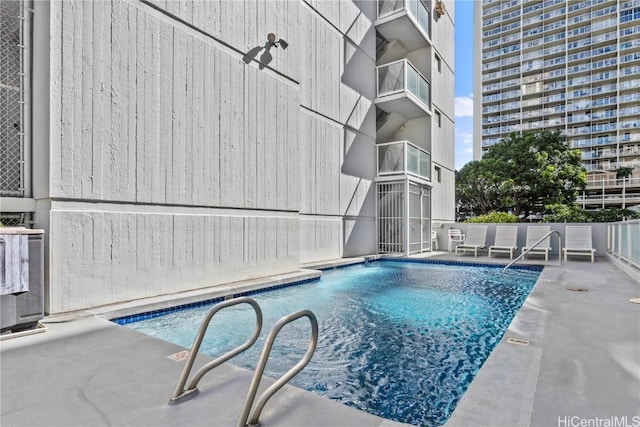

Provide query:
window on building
left=435, top=54, right=441, bottom=72
left=434, top=166, right=442, bottom=183
left=435, top=110, right=442, bottom=127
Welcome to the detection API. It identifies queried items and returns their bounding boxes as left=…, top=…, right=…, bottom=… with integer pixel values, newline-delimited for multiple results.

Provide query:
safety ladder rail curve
left=503, top=230, right=563, bottom=273
left=237, top=309, right=319, bottom=427
left=169, top=296, right=263, bottom=404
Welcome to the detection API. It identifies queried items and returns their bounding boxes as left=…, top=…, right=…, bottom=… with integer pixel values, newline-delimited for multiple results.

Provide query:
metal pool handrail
left=237, top=309, right=319, bottom=427
left=169, top=297, right=263, bottom=404
left=503, top=230, right=563, bottom=273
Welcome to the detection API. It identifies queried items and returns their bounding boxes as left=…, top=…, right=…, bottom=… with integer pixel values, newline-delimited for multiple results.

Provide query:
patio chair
left=447, top=228, right=465, bottom=252
left=455, top=225, right=488, bottom=257
left=431, top=230, right=438, bottom=251
left=563, top=225, right=596, bottom=262
left=521, top=225, right=552, bottom=261
left=488, top=225, right=518, bottom=259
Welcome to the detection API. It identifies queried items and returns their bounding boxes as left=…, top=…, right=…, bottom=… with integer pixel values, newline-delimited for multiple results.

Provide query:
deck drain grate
left=567, top=287, right=589, bottom=292
left=507, top=337, right=530, bottom=346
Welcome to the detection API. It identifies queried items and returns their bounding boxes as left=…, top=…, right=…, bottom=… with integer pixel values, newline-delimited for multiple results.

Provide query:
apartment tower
left=474, top=0, right=640, bottom=209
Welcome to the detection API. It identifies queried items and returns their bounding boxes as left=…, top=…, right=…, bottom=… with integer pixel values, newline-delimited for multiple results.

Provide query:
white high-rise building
left=474, top=0, right=640, bottom=209
left=0, top=0, right=455, bottom=315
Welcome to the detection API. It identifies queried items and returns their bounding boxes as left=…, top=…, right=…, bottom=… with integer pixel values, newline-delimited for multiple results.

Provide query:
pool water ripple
left=125, top=260, right=539, bottom=426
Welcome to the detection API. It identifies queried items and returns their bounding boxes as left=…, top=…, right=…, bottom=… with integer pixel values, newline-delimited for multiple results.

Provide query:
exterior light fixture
left=267, top=33, right=288, bottom=49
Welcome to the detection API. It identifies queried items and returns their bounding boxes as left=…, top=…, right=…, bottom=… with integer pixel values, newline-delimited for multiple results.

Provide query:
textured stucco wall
left=41, top=0, right=377, bottom=312
left=430, top=2, right=456, bottom=223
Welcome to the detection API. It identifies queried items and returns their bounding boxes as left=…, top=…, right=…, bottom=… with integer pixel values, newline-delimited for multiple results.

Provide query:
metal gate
left=1, top=0, right=31, bottom=198
left=377, top=180, right=431, bottom=254
left=377, top=182, right=405, bottom=253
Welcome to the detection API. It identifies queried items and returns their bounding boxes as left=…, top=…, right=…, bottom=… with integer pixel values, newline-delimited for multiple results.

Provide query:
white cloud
left=455, top=95, right=474, bottom=118
left=464, top=147, right=474, bottom=154
left=455, top=129, right=474, bottom=145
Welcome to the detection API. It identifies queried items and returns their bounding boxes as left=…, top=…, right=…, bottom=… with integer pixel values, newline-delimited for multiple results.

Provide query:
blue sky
left=454, top=0, right=474, bottom=170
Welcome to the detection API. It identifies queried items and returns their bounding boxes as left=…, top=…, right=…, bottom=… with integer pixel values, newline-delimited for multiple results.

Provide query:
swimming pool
left=118, top=260, right=541, bottom=426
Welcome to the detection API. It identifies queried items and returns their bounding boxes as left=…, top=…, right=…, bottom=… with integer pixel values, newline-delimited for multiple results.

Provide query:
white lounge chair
left=563, top=225, right=596, bottom=262
left=489, top=225, right=518, bottom=259
left=455, top=225, right=488, bottom=257
left=522, top=225, right=552, bottom=261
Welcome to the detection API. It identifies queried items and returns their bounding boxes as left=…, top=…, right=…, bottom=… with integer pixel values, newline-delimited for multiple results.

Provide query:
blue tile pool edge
left=111, top=258, right=543, bottom=325
left=111, top=277, right=320, bottom=325
left=387, top=257, right=544, bottom=271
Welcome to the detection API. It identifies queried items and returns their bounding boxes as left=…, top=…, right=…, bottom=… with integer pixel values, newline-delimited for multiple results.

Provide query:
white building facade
left=1, top=0, right=454, bottom=314
left=474, top=0, right=640, bottom=209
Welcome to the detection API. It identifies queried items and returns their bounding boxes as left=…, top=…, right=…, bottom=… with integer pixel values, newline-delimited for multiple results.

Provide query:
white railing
left=607, top=220, right=640, bottom=270
left=377, top=141, right=431, bottom=181
left=377, top=0, right=430, bottom=39
left=585, top=177, right=640, bottom=188
left=376, top=59, right=431, bottom=109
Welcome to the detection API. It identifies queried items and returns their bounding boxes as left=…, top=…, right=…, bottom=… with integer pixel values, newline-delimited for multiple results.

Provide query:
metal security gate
left=377, top=180, right=431, bottom=255
left=377, top=182, right=405, bottom=253
left=408, top=182, right=430, bottom=253
left=1, top=0, right=32, bottom=198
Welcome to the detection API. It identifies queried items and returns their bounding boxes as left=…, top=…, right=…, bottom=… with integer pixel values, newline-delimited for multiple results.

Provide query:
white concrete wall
left=430, top=2, right=456, bottom=222
left=298, top=1, right=377, bottom=263
left=38, top=0, right=377, bottom=312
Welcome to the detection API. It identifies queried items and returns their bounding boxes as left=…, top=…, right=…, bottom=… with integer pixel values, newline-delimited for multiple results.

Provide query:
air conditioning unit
left=1, top=227, right=45, bottom=334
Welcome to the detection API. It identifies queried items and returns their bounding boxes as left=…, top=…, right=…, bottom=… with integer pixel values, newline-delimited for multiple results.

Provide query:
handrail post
left=503, top=230, right=562, bottom=273
left=237, top=310, right=319, bottom=427
left=169, top=297, right=263, bottom=404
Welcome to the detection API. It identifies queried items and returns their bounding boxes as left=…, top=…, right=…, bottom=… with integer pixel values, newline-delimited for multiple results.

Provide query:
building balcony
left=376, top=0, right=431, bottom=51
left=376, top=59, right=431, bottom=119
left=586, top=176, right=640, bottom=189
left=377, top=140, right=431, bottom=183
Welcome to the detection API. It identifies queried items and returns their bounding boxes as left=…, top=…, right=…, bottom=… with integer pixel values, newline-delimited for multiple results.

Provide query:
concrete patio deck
left=1, top=253, right=639, bottom=427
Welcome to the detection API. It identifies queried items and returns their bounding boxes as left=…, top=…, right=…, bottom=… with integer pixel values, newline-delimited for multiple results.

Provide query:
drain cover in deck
left=507, top=337, right=530, bottom=346
left=168, top=350, right=191, bottom=361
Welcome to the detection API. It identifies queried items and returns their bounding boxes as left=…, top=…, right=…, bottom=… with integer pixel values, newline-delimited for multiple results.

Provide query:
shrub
left=543, top=204, right=640, bottom=223
left=587, top=208, right=640, bottom=222
left=465, top=212, right=518, bottom=223
left=543, top=204, right=590, bottom=223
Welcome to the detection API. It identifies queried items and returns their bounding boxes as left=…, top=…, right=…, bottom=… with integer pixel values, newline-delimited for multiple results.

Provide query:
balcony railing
left=378, top=0, right=430, bottom=40
left=377, top=140, right=431, bottom=181
left=376, top=59, right=431, bottom=117
left=586, top=176, right=640, bottom=188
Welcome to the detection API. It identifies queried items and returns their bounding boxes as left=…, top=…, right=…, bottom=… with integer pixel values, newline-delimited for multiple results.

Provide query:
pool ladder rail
left=502, top=230, right=563, bottom=273
left=168, top=296, right=319, bottom=427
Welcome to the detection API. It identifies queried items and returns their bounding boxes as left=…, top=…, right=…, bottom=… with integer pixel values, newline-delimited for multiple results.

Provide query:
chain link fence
left=1, top=0, right=29, bottom=198
left=0, top=212, right=32, bottom=227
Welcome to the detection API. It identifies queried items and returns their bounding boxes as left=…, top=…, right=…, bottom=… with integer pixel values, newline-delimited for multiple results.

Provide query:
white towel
left=0, top=234, right=30, bottom=295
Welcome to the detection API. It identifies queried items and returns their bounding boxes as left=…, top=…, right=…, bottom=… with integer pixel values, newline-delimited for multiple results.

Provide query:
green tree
left=455, top=161, right=507, bottom=217
left=457, top=130, right=586, bottom=219
left=615, top=167, right=633, bottom=180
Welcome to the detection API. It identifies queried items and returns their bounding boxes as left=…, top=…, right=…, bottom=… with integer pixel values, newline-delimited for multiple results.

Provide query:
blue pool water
left=120, top=260, right=540, bottom=426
